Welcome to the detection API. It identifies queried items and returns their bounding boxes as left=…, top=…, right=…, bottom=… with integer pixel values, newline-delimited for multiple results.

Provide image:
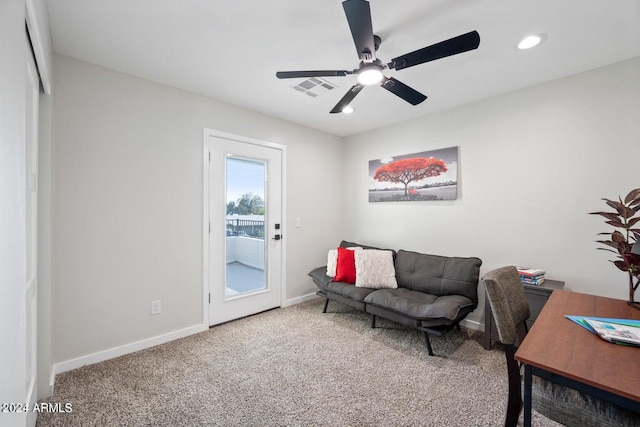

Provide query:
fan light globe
left=358, top=67, right=383, bottom=85
left=342, top=106, right=354, bottom=114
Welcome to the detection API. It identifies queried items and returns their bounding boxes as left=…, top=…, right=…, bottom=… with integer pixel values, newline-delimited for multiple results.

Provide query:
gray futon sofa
left=308, top=240, right=482, bottom=355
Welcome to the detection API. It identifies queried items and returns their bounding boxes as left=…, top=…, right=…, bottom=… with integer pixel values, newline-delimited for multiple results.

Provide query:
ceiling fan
left=276, top=0, right=480, bottom=114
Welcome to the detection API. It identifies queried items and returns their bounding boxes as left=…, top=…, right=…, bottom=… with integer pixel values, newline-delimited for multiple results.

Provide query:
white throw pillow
left=326, top=249, right=338, bottom=277
left=327, top=247, right=362, bottom=277
left=354, top=250, right=397, bottom=289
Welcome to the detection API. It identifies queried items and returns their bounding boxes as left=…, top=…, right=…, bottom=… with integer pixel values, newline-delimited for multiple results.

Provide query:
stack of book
left=516, top=267, right=545, bottom=285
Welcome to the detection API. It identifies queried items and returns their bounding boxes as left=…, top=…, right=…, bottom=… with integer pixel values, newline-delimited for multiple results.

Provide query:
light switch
left=295, top=218, right=302, bottom=228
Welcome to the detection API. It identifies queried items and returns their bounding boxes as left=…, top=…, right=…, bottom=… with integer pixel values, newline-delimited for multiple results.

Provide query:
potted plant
left=590, top=188, right=640, bottom=308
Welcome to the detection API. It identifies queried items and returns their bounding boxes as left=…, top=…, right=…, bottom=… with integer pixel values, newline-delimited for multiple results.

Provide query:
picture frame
left=368, top=146, right=458, bottom=202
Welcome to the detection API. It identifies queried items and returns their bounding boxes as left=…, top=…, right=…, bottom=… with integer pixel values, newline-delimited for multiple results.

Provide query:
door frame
left=202, top=128, right=287, bottom=326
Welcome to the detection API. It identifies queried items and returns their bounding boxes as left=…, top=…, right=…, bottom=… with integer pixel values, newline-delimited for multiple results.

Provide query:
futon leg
left=423, top=332, right=434, bottom=356
left=371, top=315, right=376, bottom=329
left=322, top=298, right=329, bottom=313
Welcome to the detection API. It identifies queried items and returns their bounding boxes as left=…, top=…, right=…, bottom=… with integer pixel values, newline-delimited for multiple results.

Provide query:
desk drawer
left=527, top=293, right=547, bottom=321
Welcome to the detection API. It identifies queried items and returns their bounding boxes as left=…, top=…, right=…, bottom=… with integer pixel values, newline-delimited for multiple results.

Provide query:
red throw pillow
left=334, top=247, right=357, bottom=284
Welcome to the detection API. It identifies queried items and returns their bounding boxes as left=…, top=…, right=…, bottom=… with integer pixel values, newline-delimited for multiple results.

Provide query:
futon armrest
left=308, top=266, right=332, bottom=291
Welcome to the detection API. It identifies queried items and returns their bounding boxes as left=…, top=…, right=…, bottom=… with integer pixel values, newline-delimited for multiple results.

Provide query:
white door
left=206, top=133, right=284, bottom=325
left=25, top=33, right=40, bottom=427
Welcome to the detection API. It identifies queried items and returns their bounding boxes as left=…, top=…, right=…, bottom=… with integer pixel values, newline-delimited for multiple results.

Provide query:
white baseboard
left=49, top=299, right=483, bottom=393
left=282, top=292, right=320, bottom=307
left=51, top=296, right=319, bottom=382
left=49, top=370, right=55, bottom=395
left=461, top=318, right=483, bottom=332
left=52, top=324, right=208, bottom=378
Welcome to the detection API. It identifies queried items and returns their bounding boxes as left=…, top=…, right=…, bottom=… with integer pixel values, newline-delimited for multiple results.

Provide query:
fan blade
left=330, top=84, right=365, bottom=113
left=276, top=70, right=351, bottom=79
left=342, top=0, right=377, bottom=62
left=388, top=31, right=480, bottom=71
left=381, top=77, right=427, bottom=105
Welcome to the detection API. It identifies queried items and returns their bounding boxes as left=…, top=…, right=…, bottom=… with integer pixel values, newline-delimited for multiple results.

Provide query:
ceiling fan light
left=342, top=106, right=354, bottom=114
left=517, top=33, right=547, bottom=50
left=358, top=67, right=383, bottom=85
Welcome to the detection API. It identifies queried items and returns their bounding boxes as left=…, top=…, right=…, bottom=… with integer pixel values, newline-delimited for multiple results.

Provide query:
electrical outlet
left=151, top=300, right=161, bottom=315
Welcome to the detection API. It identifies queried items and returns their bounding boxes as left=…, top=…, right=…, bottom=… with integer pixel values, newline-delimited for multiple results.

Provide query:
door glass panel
left=225, top=157, right=266, bottom=298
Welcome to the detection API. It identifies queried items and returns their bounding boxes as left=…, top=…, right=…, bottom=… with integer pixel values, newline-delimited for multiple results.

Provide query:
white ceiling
left=47, top=0, right=640, bottom=137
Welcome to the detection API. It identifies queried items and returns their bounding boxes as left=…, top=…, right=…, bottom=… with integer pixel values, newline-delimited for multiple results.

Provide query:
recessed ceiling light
left=342, top=106, right=354, bottom=114
left=517, top=33, right=547, bottom=50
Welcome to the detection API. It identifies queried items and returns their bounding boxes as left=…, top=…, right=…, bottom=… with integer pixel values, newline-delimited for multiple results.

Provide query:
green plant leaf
left=623, top=206, right=636, bottom=220
left=604, top=198, right=625, bottom=211
left=605, top=220, right=625, bottom=228
left=623, top=188, right=640, bottom=204
left=611, top=231, right=626, bottom=243
left=596, top=240, right=624, bottom=251
left=613, top=260, right=629, bottom=271
left=593, top=192, right=640, bottom=276
left=589, top=211, right=622, bottom=222
left=596, top=247, right=620, bottom=255
left=595, top=239, right=615, bottom=245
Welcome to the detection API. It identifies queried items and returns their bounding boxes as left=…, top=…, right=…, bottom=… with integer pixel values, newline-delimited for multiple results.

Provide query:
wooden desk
left=515, top=290, right=640, bottom=426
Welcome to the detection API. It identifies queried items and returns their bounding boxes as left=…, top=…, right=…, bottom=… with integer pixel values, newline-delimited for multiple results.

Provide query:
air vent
left=291, top=77, right=337, bottom=98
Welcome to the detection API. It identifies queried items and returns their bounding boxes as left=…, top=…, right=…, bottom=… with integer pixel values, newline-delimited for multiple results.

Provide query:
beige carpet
left=37, top=299, right=561, bottom=426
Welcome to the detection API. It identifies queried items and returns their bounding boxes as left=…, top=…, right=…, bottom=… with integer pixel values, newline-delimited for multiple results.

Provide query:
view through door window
left=225, top=157, right=266, bottom=297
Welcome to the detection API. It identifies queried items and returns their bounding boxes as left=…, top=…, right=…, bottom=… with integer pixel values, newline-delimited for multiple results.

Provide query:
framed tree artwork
left=369, top=146, right=458, bottom=202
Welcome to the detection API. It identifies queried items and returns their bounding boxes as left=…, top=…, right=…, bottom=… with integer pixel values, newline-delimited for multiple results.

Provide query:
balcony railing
left=226, top=219, right=264, bottom=239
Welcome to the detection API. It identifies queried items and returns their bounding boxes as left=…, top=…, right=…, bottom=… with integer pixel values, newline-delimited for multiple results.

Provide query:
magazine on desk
left=565, top=315, right=640, bottom=347
left=583, top=318, right=640, bottom=346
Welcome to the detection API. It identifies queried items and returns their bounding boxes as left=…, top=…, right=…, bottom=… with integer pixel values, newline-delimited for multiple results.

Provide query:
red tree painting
left=373, top=157, right=448, bottom=198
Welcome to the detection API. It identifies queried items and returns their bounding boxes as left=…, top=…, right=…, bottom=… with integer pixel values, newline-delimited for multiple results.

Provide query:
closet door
left=25, top=31, right=40, bottom=427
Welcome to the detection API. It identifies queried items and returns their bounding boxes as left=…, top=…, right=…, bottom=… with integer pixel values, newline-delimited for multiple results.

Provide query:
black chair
left=482, top=266, right=639, bottom=427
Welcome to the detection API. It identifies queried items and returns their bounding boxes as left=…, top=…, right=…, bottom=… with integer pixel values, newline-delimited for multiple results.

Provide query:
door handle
left=272, top=234, right=282, bottom=241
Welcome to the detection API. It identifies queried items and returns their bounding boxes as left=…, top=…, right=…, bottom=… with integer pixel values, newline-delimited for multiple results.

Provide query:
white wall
left=49, top=41, right=640, bottom=373
left=343, top=57, right=640, bottom=327
left=52, top=55, right=344, bottom=365
left=227, top=237, right=265, bottom=269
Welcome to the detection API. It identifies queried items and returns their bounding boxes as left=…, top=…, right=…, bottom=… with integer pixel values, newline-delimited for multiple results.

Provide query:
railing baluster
left=225, top=218, right=265, bottom=240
